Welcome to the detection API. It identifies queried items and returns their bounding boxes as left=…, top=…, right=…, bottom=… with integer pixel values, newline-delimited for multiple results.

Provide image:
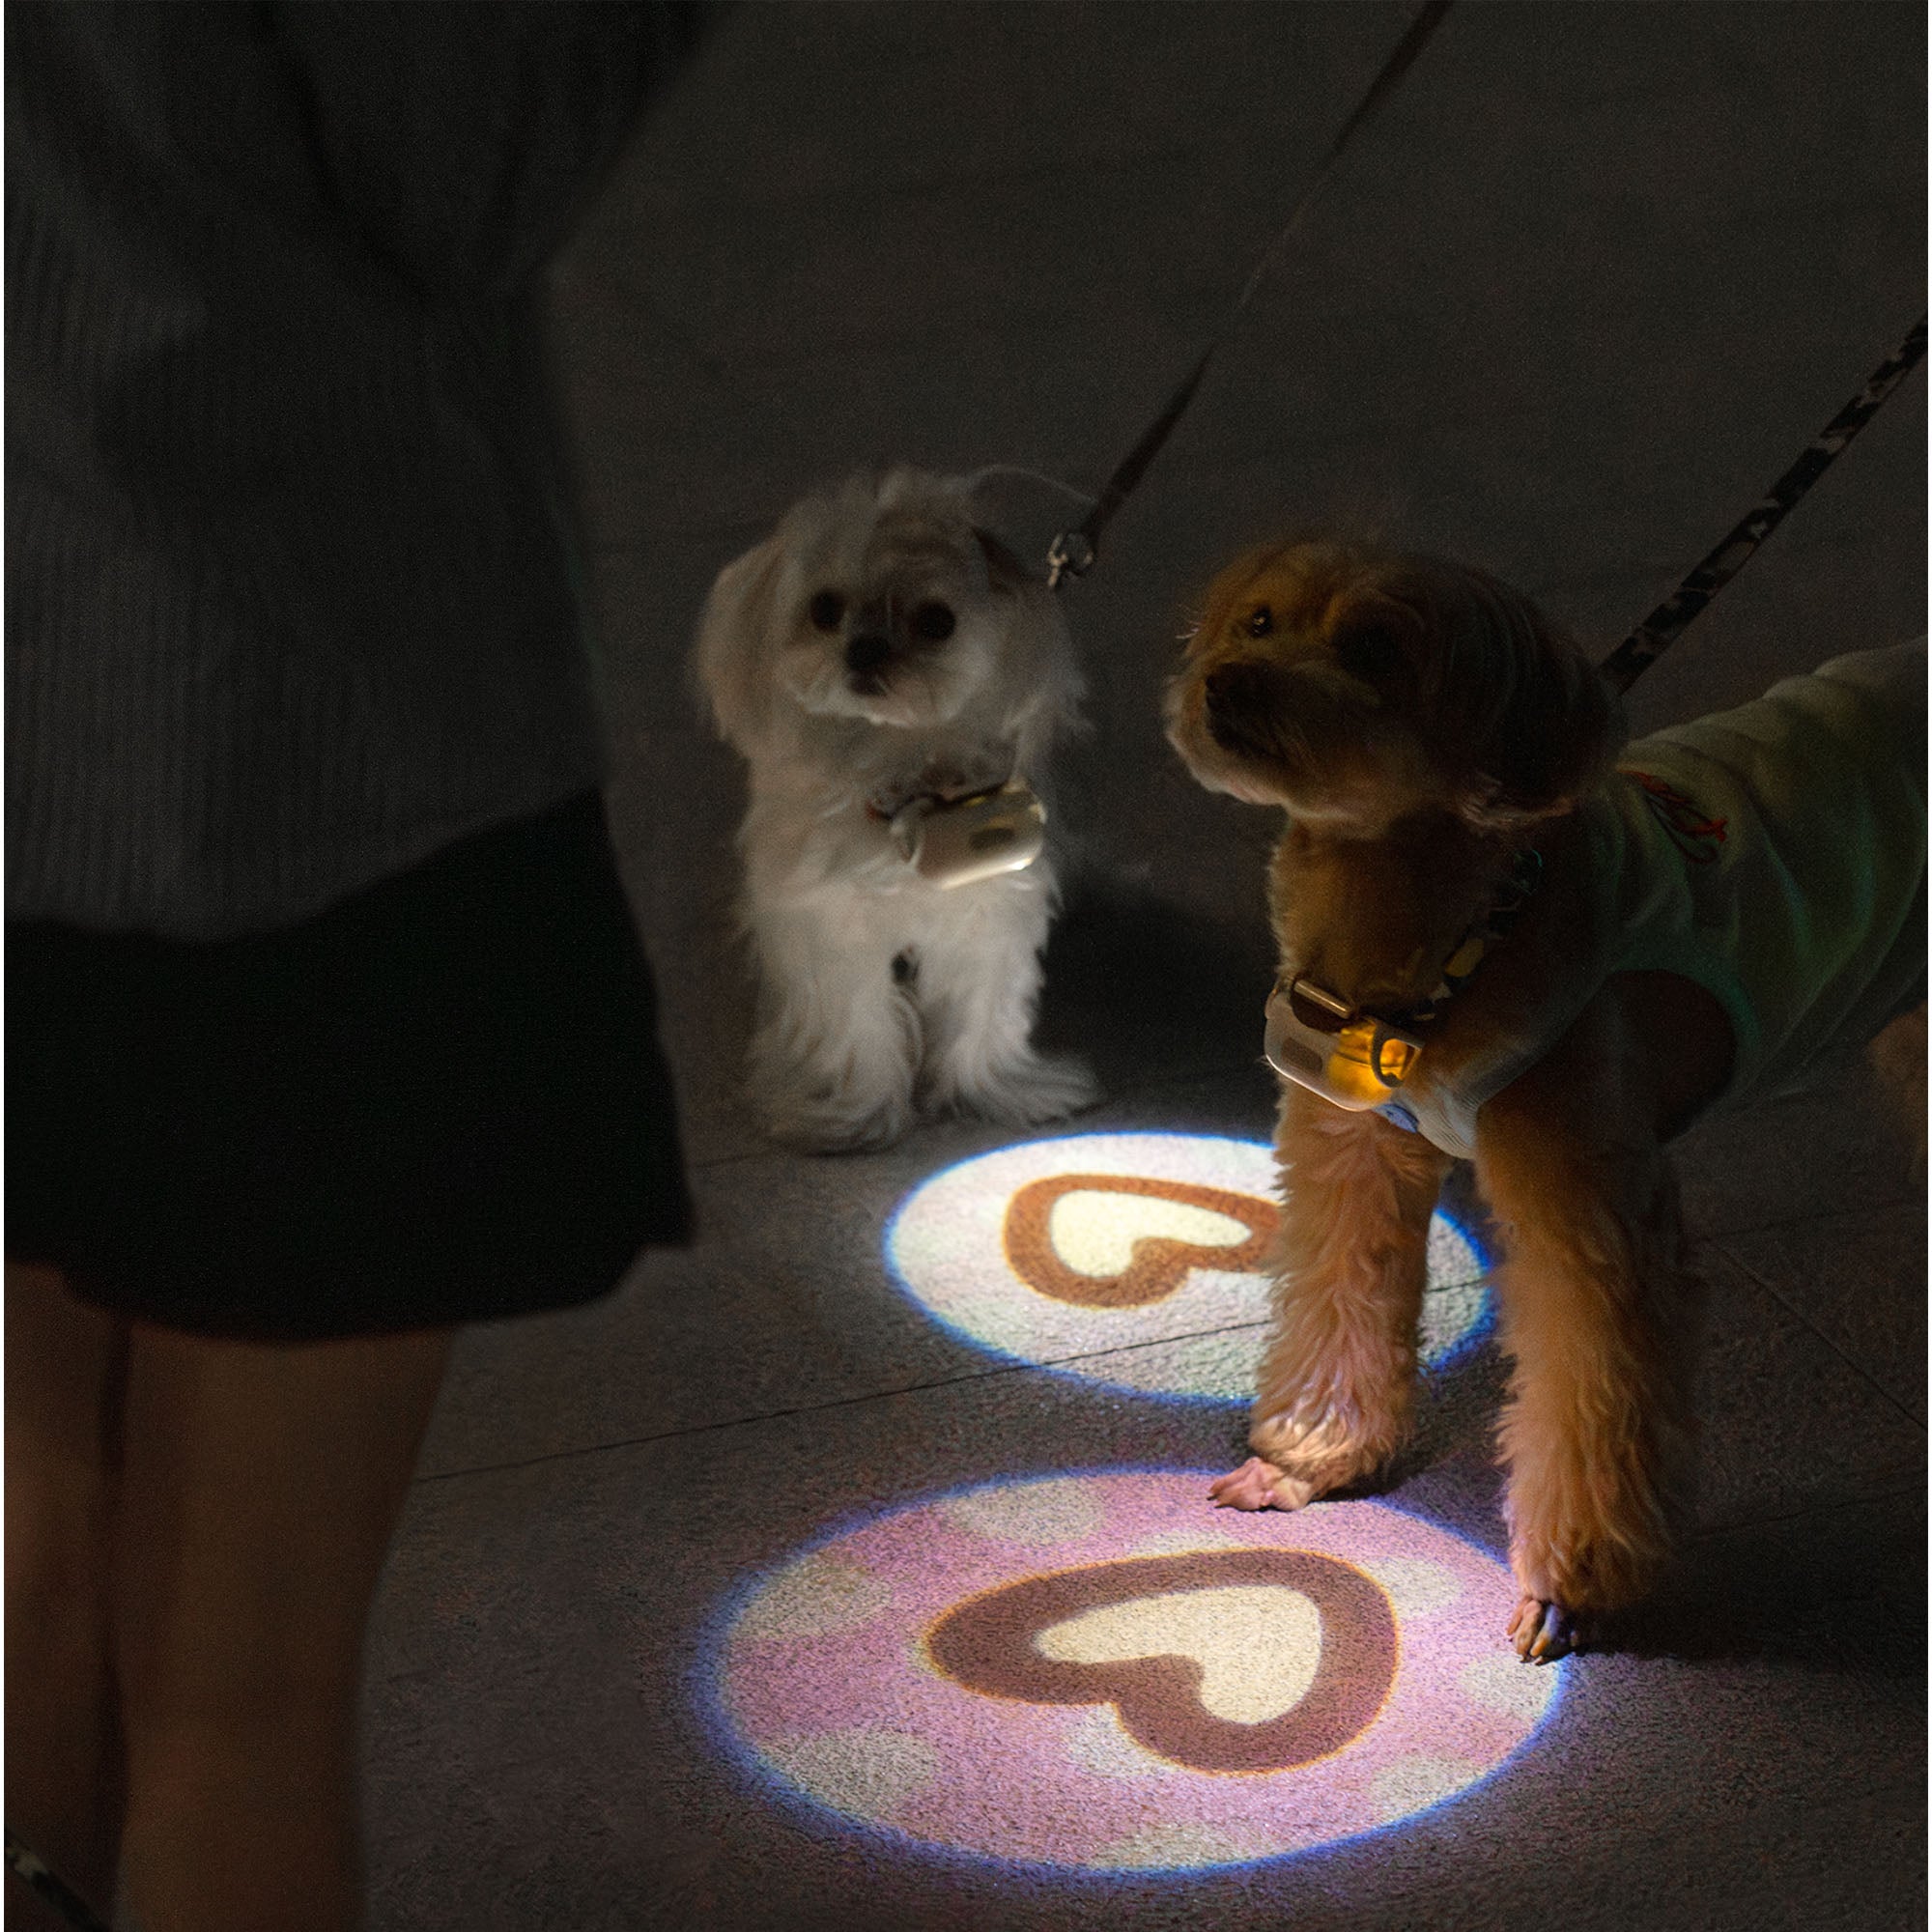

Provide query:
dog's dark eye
left=1333, top=621, right=1402, bottom=682
left=808, top=590, right=846, bottom=632
left=910, top=601, right=956, bottom=642
left=1246, top=605, right=1274, bottom=639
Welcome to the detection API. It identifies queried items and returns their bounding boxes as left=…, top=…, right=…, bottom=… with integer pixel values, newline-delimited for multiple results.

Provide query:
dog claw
left=1208, top=1456, right=1315, bottom=1512
left=1508, top=1595, right=1576, bottom=1662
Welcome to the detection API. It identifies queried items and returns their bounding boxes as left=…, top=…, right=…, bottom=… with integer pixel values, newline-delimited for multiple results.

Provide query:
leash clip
left=1045, top=529, right=1095, bottom=590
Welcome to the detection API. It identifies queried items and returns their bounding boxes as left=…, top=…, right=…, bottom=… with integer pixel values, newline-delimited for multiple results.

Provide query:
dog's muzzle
left=1264, top=976, right=1424, bottom=1110
left=889, top=781, right=1046, bottom=889
left=1202, top=661, right=1285, bottom=759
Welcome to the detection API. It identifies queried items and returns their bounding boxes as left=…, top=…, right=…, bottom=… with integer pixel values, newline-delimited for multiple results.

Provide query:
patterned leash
left=1045, top=0, right=1456, bottom=588
left=1599, top=316, right=1926, bottom=694
left=5, top=1826, right=115, bottom=1932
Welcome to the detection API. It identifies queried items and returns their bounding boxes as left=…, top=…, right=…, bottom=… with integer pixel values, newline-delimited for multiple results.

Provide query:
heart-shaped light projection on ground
left=1003, top=1175, right=1274, bottom=1308
left=709, top=1470, right=1564, bottom=1873
left=1037, top=1585, right=1321, bottom=1724
left=884, top=1132, right=1490, bottom=1400
left=923, top=1548, right=1397, bottom=1776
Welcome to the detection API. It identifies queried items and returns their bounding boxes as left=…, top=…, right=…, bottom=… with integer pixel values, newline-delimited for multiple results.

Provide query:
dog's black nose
left=845, top=634, right=892, bottom=675
left=1203, top=661, right=1271, bottom=750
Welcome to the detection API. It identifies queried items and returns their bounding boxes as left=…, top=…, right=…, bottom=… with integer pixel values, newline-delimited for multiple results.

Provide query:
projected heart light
left=710, top=1471, right=1561, bottom=1873
left=928, top=1550, right=1394, bottom=1773
left=885, top=1133, right=1489, bottom=1400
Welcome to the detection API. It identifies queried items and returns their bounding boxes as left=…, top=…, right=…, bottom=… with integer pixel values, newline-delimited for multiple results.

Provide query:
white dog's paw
left=756, top=1088, right=914, bottom=1154
left=937, top=1051, right=1099, bottom=1128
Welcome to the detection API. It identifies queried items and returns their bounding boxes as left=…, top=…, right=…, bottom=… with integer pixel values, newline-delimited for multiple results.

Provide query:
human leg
left=5, top=1262, right=128, bottom=1930
left=110, top=1321, right=451, bottom=1932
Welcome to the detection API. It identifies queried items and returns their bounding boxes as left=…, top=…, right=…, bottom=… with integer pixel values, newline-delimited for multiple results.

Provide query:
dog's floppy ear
left=972, top=525, right=1038, bottom=597
left=1416, top=566, right=1627, bottom=831
left=1468, top=617, right=1625, bottom=831
left=693, top=531, right=787, bottom=753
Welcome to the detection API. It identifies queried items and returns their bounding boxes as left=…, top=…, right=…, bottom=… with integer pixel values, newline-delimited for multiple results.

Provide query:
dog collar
left=865, top=762, right=1015, bottom=824
left=1264, top=847, right=1543, bottom=1123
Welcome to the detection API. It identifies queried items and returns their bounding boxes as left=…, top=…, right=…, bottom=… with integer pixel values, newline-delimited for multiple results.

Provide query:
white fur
left=695, top=468, right=1097, bottom=1150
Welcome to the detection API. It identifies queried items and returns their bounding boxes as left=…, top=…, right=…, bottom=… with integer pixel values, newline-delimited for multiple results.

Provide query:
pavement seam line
left=1705, top=1239, right=1925, bottom=1435
left=414, top=1317, right=1283, bottom=1484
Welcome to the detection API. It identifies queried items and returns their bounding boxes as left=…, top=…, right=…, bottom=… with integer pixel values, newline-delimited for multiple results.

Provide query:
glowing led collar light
left=1264, top=977, right=1423, bottom=1108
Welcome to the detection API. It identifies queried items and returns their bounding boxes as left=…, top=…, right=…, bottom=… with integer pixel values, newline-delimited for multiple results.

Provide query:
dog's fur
left=1166, top=535, right=1922, bottom=1659
left=696, top=468, right=1096, bottom=1151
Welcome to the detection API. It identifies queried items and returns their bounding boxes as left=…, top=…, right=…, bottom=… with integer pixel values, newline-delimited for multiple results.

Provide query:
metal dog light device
left=890, top=780, right=1047, bottom=890
left=1264, top=977, right=1425, bottom=1110
left=1263, top=846, right=1542, bottom=1114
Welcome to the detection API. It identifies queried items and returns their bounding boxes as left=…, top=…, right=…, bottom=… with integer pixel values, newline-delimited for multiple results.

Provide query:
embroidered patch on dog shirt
left=1620, top=769, right=1729, bottom=864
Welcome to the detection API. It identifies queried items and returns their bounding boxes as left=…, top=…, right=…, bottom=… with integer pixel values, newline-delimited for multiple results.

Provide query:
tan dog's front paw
left=1248, top=1405, right=1400, bottom=1498
left=1507, top=1594, right=1578, bottom=1663
left=1207, top=1457, right=1320, bottom=1512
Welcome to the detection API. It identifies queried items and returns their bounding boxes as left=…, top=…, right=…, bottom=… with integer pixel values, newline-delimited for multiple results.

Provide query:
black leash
left=4, top=1827, right=115, bottom=1932
left=1600, top=316, right=1926, bottom=694
left=1045, top=0, right=1456, bottom=588
left=1035, top=0, right=1919, bottom=673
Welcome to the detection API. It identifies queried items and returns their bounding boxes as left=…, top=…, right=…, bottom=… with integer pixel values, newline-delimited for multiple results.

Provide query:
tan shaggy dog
left=1166, top=536, right=1925, bottom=1660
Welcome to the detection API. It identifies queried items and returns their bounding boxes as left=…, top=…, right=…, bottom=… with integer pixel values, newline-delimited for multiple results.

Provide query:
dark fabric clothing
left=8, top=793, right=694, bottom=1339
left=6, top=3, right=709, bottom=1333
left=6, top=0, right=712, bottom=934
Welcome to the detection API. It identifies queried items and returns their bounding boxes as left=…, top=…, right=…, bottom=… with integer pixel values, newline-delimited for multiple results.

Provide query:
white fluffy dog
left=695, top=468, right=1097, bottom=1151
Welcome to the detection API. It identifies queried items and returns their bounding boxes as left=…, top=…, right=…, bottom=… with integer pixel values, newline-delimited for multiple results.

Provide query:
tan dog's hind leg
left=1211, top=1083, right=1450, bottom=1512
left=1477, top=992, right=1701, bottom=1661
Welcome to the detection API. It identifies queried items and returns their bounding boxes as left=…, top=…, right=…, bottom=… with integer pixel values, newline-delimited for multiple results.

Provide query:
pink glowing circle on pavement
left=885, top=1133, right=1489, bottom=1401
left=711, top=1470, right=1559, bottom=1873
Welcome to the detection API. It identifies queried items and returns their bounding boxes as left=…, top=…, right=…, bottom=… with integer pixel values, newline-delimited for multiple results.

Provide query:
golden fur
left=1166, top=536, right=1743, bottom=1660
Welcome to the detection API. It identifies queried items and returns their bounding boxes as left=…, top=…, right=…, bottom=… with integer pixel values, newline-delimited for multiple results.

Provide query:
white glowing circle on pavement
left=709, top=1470, right=1563, bottom=1873
left=884, top=1133, right=1489, bottom=1401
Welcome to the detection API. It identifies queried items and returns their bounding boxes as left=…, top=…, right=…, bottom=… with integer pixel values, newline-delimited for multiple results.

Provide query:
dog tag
left=890, top=781, right=1046, bottom=889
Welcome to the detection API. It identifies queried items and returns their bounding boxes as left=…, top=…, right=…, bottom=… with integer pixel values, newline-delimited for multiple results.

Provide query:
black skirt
left=7, top=792, right=692, bottom=1340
